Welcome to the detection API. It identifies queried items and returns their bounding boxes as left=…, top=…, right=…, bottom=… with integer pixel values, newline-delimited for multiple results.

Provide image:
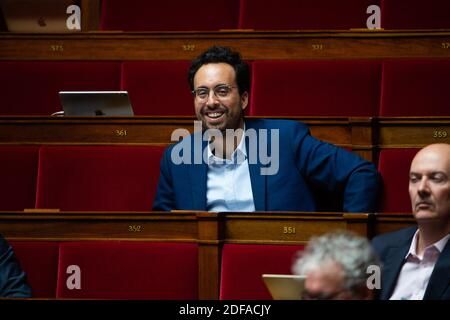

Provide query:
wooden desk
left=377, top=117, right=450, bottom=148
left=1, top=30, right=450, bottom=60
left=0, top=116, right=354, bottom=146
left=1, top=116, right=449, bottom=162
left=0, top=210, right=415, bottom=299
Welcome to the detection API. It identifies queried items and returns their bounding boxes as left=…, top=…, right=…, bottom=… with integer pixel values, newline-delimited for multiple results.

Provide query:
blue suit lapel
left=245, top=120, right=266, bottom=211
left=248, top=161, right=266, bottom=211
left=189, top=136, right=207, bottom=210
left=424, top=240, right=450, bottom=299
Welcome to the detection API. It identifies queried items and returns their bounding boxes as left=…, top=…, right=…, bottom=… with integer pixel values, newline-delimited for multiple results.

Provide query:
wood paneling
left=0, top=116, right=448, bottom=163
left=0, top=116, right=195, bottom=145
left=0, top=116, right=354, bottom=147
left=377, top=117, right=450, bottom=148
left=0, top=211, right=414, bottom=242
left=81, top=0, right=100, bottom=32
left=0, top=211, right=198, bottom=241
left=373, top=212, right=416, bottom=235
left=1, top=31, right=450, bottom=60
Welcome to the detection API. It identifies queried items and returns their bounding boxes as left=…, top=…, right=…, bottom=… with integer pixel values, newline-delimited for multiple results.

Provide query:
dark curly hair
left=188, top=46, right=250, bottom=95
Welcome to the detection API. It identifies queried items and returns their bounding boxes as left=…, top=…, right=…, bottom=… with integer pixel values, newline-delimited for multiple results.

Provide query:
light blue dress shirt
left=206, top=129, right=256, bottom=212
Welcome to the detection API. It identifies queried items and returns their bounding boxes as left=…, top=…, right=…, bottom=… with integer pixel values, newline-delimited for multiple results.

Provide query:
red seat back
left=100, top=0, right=239, bottom=31
left=35, top=145, right=165, bottom=211
left=251, top=60, right=381, bottom=116
left=56, top=241, right=198, bottom=299
left=121, top=61, right=193, bottom=115
left=9, top=241, right=59, bottom=298
left=0, top=146, right=39, bottom=210
left=382, top=0, right=450, bottom=29
left=378, top=148, right=419, bottom=213
left=380, top=59, right=450, bottom=116
left=220, top=244, right=304, bottom=299
left=240, top=0, right=380, bottom=30
left=0, top=61, right=121, bottom=115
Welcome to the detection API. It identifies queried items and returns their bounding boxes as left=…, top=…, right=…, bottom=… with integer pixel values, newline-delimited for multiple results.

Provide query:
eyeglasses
left=192, top=84, right=237, bottom=101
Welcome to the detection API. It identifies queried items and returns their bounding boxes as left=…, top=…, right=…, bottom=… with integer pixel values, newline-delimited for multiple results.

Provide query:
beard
left=198, top=106, right=243, bottom=133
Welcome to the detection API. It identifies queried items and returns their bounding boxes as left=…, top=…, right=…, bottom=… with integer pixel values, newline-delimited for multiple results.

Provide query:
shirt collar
left=207, top=124, right=247, bottom=165
left=405, top=230, right=450, bottom=259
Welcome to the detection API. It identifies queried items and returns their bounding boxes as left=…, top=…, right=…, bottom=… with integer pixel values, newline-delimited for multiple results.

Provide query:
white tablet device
left=262, top=274, right=306, bottom=300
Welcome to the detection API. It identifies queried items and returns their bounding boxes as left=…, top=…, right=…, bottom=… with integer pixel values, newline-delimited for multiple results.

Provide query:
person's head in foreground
left=292, top=231, right=380, bottom=300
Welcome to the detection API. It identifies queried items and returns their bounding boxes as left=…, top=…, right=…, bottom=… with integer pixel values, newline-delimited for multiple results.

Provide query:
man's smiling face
left=193, top=63, right=248, bottom=132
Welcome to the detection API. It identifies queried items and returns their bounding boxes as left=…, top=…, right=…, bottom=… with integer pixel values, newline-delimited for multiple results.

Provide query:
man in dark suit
left=372, top=143, right=450, bottom=300
left=153, top=45, right=380, bottom=212
left=0, top=235, right=32, bottom=297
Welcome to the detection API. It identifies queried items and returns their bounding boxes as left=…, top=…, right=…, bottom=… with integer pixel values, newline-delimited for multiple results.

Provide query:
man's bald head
left=412, top=144, right=450, bottom=166
left=409, top=143, right=450, bottom=222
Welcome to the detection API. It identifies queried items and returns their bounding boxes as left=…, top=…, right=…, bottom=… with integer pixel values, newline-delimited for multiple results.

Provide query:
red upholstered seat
left=56, top=241, right=198, bottom=299
left=0, top=61, right=121, bottom=115
left=239, top=0, right=380, bottom=30
left=35, top=145, right=165, bottom=211
left=9, top=241, right=59, bottom=298
left=378, top=148, right=419, bottom=213
left=382, top=0, right=450, bottom=29
left=100, top=0, right=239, bottom=31
left=250, top=60, right=381, bottom=116
left=380, top=60, right=450, bottom=116
left=220, top=244, right=304, bottom=300
left=0, top=146, right=39, bottom=210
left=121, top=61, right=193, bottom=115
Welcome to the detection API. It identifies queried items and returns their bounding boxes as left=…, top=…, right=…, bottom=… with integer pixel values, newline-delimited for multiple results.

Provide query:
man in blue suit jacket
left=0, top=235, right=32, bottom=297
left=153, top=46, right=380, bottom=213
left=372, top=143, right=450, bottom=300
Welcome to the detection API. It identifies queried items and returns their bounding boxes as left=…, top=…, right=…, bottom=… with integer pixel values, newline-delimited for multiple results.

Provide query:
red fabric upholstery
left=239, top=0, right=380, bottom=30
left=35, top=145, right=165, bottom=211
left=100, top=0, right=239, bottom=31
left=9, top=241, right=59, bottom=298
left=0, top=146, right=39, bottom=210
left=378, top=148, right=419, bottom=213
left=220, top=244, right=304, bottom=300
left=380, top=59, right=450, bottom=116
left=250, top=60, right=381, bottom=116
left=56, top=241, right=198, bottom=299
left=0, top=61, right=121, bottom=115
left=382, top=0, right=450, bottom=29
left=121, top=61, right=193, bottom=115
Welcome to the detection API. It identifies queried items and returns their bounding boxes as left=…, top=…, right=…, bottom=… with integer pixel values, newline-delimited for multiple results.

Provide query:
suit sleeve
left=293, top=124, right=381, bottom=213
left=371, top=234, right=386, bottom=256
left=0, top=236, right=32, bottom=298
left=152, top=147, right=176, bottom=211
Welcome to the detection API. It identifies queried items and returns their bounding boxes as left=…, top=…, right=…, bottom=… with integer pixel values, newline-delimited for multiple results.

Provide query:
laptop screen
left=1, top=0, right=80, bottom=33
left=58, top=91, right=134, bottom=116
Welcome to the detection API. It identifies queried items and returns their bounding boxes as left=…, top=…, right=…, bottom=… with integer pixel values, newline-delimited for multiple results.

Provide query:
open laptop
left=262, top=274, right=306, bottom=300
left=58, top=91, right=134, bottom=116
left=1, top=0, right=79, bottom=33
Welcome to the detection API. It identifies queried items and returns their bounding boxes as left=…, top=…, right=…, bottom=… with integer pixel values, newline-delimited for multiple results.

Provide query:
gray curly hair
left=292, top=230, right=380, bottom=293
